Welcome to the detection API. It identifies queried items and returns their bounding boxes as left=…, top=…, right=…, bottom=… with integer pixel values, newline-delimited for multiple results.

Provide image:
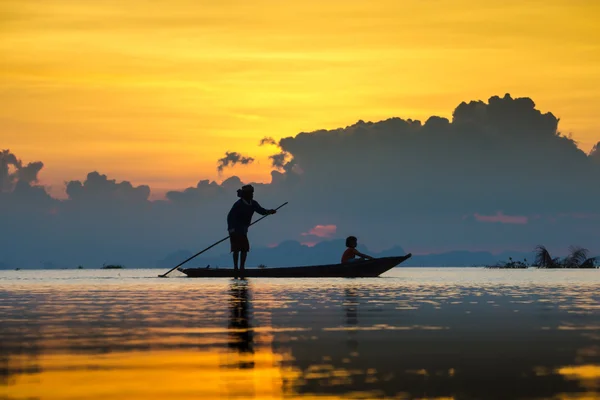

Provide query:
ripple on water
left=1, top=267, right=599, bottom=399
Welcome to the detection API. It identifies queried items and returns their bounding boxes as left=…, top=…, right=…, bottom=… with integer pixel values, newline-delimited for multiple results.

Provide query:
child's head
left=346, top=236, right=358, bottom=248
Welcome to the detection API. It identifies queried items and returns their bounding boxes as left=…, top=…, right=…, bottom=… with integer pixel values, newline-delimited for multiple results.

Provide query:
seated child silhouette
left=341, top=236, right=374, bottom=263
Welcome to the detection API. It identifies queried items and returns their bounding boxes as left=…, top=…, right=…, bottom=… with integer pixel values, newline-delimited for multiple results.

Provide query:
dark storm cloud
left=216, top=151, right=255, bottom=173
left=1, top=93, right=600, bottom=269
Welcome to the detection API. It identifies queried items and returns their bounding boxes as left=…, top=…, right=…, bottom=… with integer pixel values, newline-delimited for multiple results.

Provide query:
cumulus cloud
left=0, top=149, right=19, bottom=191
left=66, top=172, right=150, bottom=203
left=590, top=141, right=600, bottom=163
left=259, top=137, right=278, bottom=146
left=258, top=137, right=295, bottom=171
left=2, top=93, right=600, bottom=268
left=16, top=161, right=43, bottom=184
left=268, top=93, right=600, bottom=252
left=269, top=152, right=288, bottom=169
left=277, top=94, right=597, bottom=215
left=0, top=150, right=43, bottom=191
left=216, top=151, right=255, bottom=173
left=165, top=179, right=224, bottom=204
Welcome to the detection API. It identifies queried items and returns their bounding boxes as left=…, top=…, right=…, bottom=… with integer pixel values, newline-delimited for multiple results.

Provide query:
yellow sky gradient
left=2, top=0, right=599, bottom=198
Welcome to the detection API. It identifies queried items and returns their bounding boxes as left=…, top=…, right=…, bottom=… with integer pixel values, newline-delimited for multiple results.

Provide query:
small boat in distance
left=179, top=255, right=412, bottom=278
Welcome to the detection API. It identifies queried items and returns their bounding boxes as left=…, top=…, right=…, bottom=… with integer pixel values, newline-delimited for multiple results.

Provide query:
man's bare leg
left=233, top=251, right=239, bottom=278
left=240, top=251, right=248, bottom=278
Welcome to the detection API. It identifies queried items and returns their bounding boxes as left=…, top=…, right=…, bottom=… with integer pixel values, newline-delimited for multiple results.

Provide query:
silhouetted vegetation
left=485, top=257, right=529, bottom=269
left=486, top=246, right=598, bottom=269
left=534, top=245, right=597, bottom=268
left=102, top=264, right=124, bottom=269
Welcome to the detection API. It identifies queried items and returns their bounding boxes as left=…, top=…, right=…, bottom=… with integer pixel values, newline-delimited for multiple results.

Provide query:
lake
left=1, top=268, right=599, bottom=399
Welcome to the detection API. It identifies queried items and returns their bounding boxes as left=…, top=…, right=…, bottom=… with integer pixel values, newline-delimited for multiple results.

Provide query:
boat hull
left=179, top=255, right=411, bottom=278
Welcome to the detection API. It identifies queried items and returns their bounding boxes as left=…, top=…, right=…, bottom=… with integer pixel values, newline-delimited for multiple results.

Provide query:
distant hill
left=4, top=241, right=580, bottom=270
left=403, top=250, right=535, bottom=267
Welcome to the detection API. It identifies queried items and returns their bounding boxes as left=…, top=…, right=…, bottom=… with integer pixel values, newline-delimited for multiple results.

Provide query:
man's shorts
left=230, top=232, right=250, bottom=252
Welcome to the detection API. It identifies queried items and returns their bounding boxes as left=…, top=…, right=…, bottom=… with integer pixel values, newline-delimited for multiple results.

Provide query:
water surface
left=2, top=268, right=599, bottom=399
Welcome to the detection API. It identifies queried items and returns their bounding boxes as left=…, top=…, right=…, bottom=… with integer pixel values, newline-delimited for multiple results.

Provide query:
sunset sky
left=2, top=0, right=599, bottom=198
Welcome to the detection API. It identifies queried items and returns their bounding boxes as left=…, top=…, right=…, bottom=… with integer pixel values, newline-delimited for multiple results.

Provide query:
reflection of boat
left=180, top=255, right=412, bottom=278
left=344, top=287, right=359, bottom=351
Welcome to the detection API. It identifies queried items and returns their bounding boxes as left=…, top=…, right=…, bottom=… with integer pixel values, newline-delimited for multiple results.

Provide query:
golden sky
left=2, top=0, right=599, bottom=198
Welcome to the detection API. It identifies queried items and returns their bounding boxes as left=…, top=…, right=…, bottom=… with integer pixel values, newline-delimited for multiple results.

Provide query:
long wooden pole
left=158, top=202, right=288, bottom=277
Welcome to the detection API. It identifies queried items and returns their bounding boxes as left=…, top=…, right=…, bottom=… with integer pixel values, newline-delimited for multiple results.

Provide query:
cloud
left=291, top=164, right=304, bottom=175
left=216, top=151, right=255, bottom=173
left=259, top=137, right=278, bottom=146
left=165, top=178, right=225, bottom=204
left=301, top=224, right=337, bottom=238
left=0, top=150, right=43, bottom=191
left=66, top=172, right=150, bottom=203
left=269, top=93, right=600, bottom=251
left=277, top=94, right=598, bottom=215
left=0, top=149, right=19, bottom=191
left=16, top=161, right=44, bottom=184
left=474, top=212, right=528, bottom=225
left=269, top=152, right=288, bottom=169
left=2, top=93, right=600, bottom=268
left=258, top=137, right=294, bottom=171
left=590, top=141, right=600, bottom=163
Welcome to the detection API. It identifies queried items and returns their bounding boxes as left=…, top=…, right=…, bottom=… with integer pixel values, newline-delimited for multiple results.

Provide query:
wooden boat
left=179, top=255, right=412, bottom=278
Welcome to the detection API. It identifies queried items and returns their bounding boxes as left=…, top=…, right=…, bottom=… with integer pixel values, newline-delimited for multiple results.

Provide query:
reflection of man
left=228, top=282, right=254, bottom=368
left=227, top=184, right=276, bottom=278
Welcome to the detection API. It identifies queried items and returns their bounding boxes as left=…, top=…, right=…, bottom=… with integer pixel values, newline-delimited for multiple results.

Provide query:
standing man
left=227, top=185, right=276, bottom=278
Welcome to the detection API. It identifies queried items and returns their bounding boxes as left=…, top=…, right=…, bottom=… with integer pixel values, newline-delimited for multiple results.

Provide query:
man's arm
left=253, top=200, right=276, bottom=216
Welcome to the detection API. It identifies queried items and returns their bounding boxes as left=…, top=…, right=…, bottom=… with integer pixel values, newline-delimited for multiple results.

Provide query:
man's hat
left=237, top=184, right=254, bottom=197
